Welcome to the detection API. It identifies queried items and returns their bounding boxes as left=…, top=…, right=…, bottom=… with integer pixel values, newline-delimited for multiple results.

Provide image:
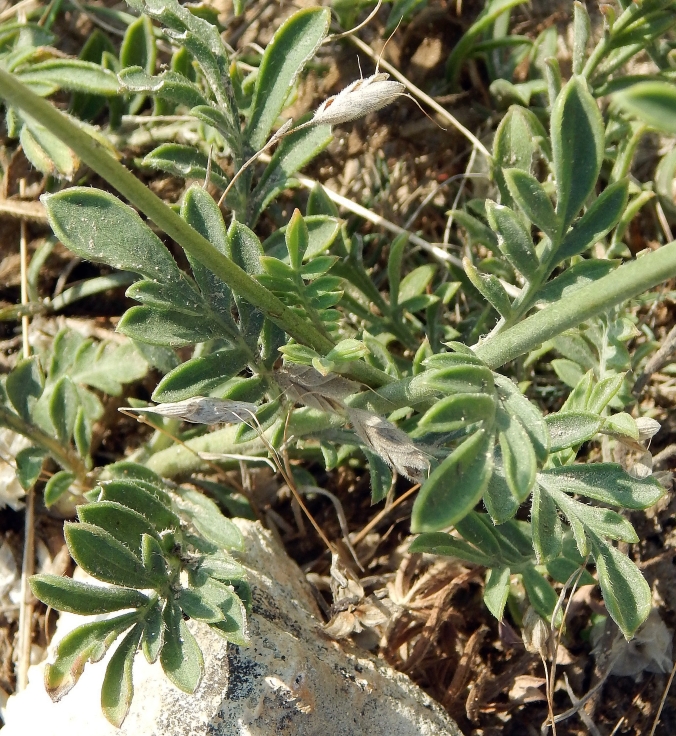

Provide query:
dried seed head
left=636, top=417, right=661, bottom=442
left=346, top=407, right=429, bottom=482
left=522, top=606, right=550, bottom=657
left=276, top=365, right=360, bottom=412
left=121, top=397, right=257, bottom=425
left=309, top=73, right=406, bottom=127
left=628, top=449, right=653, bottom=479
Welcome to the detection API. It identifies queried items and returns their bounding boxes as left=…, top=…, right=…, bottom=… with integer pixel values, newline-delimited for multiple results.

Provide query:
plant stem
left=582, top=1, right=644, bottom=80
left=0, top=405, right=88, bottom=482
left=0, top=69, right=392, bottom=389
left=474, top=241, right=676, bottom=369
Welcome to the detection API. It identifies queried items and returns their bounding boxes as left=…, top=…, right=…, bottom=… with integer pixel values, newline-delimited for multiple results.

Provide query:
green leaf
left=538, top=464, right=666, bottom=510
left=70, top=29, right=116, bottom=121
left=603, top=412, right=638, bottom=441
left=173, top=487, right=244, bottom=551
left=590, top=531, right=650, bottom=638
left=49, top=375, right=79, bottom=444
left=307, top=183, right=339, bottom=217
left=572, top=1, right=591, bottom=76
left=97, top=480, right=181, bottom=533
left=410, top=364, right=495, bottom=396
left=198, top=552, right=247, bottom=584
left=484, top=566, right=510, bottom=620
left=450, top=210, right=499, bottom=252
left=398, top=264, right=436, bottom=303
left=141, top=534, right=168, bottom=582
left=445, top=0, right=525, bottom=86
left=152, top=347, right=248, bottom=403
left=531, top=482, right=562, bottom=562
left=409, top=532, right=493, bottom=566
left=536, top=259, right=617, bottom=305
left=30, top=574, right=148, bottom=615
left=497, top=407, right=536, bottom=502
left=387, top=233, right=408, bottom=308
left=118, top=67, right=207, bottom=108
left=118, top=306, right=221, bottom=347
left=551, top=358, right=585, bottom=390
left=180, top=184, right=235, bottom=323
left=286, top=209, right=309, bottom=270
left=503, top=169, right=559, bottom=241
left=20, top=121, right=79, bottom=179
left=588, top=374, right=625, bottom=414
left=545, top=411, right=603, bottom=452
left=546, top=556, right=595, bottom=586
left=6, top=357, right=44, bottom=421
left=266, top=216, right=342, bottom=262
left=486, top=201, right=538, bottom=279
left=494, top=374, right=549, bottom=464
left=101, top=623, right=143, bottom=728
left=43, top=188, right=191, bottom=291
left=455, top=512, right=502, bottom=559
left=125, top=280, right=206, bottom=315
left=418, top=393, right=496, bottom=433
left=483, top=461, right=520, bottom=524
left=551, top=488, right=638, bottom=544
left=493, top=105, right=549, bottom=206
left=551, top=77, right=604, bottom=233
left=227, top=221, right=265, bottom=348
left=17, top=60, right=120, bottom=96
left=209, top=590, right=250, bottom=646
left=120, top=15, right=156, bottom=116
left=521, top=565, right=559, bottom=620
left=362, top=448, right=391, bottom=504
left=142, top=144, right=228, bottom=188
left=65, top=522, right=158, bottom=589
left=464, top=258, right=513, bottom=318
left=176, top=587, right=224, bottom=623
left=77, top=501, right=162, bottom=556
left=45, top=612, right=140, bottom=701
left=246, top=8, right=330, bottom=149
left=141, top=600, right=164, bottom=664
left=554, top=180, right=629, bottom=265
left=160, top=602, right=204, bottom=693
left=251, top=123, right=333, bottom=222
left=68, top=337, right=148, bottom=396
left=614, top=81, right=676, bottom=135
left=44, top=471, right=77, bottom=506
left=411, top=429, right=494, bottom=532
left=15, top=447, right=46, bottom=491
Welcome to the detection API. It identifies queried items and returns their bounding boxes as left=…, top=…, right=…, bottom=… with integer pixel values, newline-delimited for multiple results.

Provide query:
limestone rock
left=2, top=520, right=462, bottom=736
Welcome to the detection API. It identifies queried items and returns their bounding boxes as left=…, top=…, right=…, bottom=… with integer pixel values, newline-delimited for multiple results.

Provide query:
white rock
left=2, top=520, right=462, bottom=736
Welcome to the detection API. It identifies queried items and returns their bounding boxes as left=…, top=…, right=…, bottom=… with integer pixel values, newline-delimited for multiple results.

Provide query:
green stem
left=474, top=241, right=676, bottom=369
left=0, top=405, right=89, bottom=482
left=582, top=2, right=646, bottom=80
left=0, top=70, right=391, bottom=389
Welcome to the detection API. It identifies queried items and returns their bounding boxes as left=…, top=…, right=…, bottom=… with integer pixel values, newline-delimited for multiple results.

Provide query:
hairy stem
left=474, top=241, right=676, bottom=368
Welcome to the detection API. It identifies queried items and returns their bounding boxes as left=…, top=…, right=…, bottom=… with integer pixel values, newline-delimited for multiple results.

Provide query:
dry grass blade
left=445, top=623, right=489, bottom=703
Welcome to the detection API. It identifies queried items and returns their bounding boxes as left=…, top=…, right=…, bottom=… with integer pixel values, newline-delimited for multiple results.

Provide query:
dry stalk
left=17, top=178, right=35, bottom=693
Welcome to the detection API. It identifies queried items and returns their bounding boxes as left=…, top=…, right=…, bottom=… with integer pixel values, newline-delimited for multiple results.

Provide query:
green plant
left=1, top=0, right=676, bottom=727
left=30, top=464, right=250, bottom=727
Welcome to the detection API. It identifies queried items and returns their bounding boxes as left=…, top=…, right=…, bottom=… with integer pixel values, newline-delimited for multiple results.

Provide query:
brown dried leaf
left=346, top=407, right=429, bottom=482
